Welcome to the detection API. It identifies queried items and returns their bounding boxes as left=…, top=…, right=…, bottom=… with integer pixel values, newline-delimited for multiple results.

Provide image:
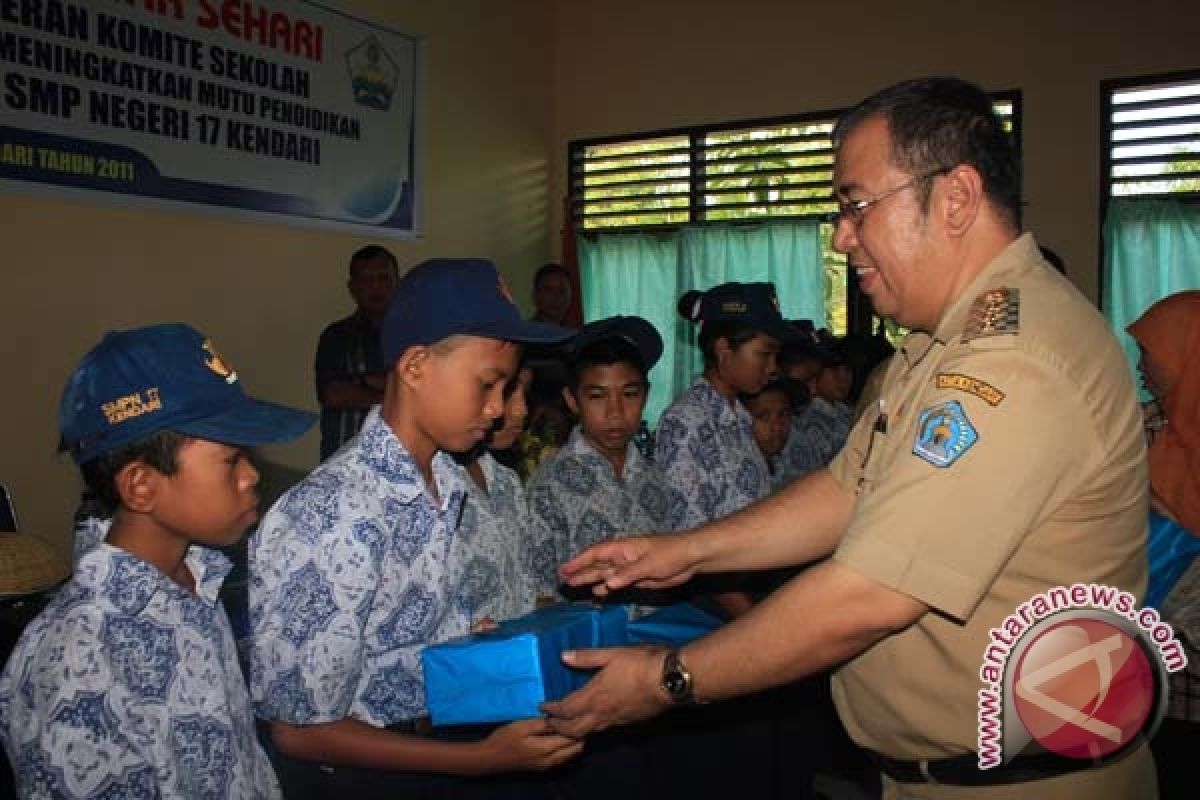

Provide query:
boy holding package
left=248, top=259, right=579, bottom=798
left=0, top=323, right=315, bottom=798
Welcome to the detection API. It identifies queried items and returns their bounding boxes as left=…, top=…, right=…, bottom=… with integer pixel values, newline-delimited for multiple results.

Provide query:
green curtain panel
left=579, top=221, right=825, bottom=427
left=1103, top=198, right=1200, bottom=386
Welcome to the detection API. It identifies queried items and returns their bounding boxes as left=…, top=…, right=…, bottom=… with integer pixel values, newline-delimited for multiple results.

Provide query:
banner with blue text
left=0, top=0, right=419, bottom=235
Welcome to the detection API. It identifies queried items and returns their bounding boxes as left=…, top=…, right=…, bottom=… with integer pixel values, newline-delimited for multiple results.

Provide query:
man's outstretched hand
left=558, top=533, right=698, bottom=597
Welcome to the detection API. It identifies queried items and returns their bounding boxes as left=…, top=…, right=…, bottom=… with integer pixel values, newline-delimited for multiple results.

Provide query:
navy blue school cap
left=58, top=324, right=316, bottom=464
left=572, top=315, right=664, bottom=372
left=687, top=282, right=798, bottom=344
left=784, top=320, right=844, bottom=365
left=381, top=258, right=572, bottom=365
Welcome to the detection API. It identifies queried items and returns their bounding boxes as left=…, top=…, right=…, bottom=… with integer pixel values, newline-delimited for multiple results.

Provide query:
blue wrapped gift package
left=422, top=603, right=628, bottom=726
left=626, top=602, right=723, bottom=646
left=421, top=602, right=722, bottom=726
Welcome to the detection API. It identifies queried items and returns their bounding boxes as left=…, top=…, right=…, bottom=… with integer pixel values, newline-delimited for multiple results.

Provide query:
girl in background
left=655, top=282, right=796, bottom=618
left=1129, top=290, right=1200, bottom=800
left=455, top=365, right=541, bottom=624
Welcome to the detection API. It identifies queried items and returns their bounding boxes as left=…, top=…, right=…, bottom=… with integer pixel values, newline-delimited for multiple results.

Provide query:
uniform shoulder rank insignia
left=963, top=287, right=1019, bottom=342
left=912, top=400, right=977, bottom=468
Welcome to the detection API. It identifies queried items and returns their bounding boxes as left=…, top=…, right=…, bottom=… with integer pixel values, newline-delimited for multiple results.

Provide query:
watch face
left=664, top=672, right=687, bottom=696
left=662, top=651, right=693, bottom=703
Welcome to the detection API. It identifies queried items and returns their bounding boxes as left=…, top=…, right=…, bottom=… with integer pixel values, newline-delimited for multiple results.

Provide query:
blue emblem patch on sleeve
left=912, top=400, right=977, bottom=468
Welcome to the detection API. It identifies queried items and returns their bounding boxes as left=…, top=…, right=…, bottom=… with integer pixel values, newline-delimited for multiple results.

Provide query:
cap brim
left=174, top=397, right=316, bottom=449
left=472, top=318, right=575, bottom=345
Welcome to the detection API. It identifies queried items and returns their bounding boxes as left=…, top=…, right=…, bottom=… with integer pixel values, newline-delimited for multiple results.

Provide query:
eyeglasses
left=824, top=168, right=951, bottom=227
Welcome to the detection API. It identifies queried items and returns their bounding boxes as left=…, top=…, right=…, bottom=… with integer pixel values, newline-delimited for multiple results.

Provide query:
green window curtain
left=578, top=232, right=682, bottom=428
left=1103, top=198, right=1200, bottom=382
left=579, top=221, right=825, bottom=427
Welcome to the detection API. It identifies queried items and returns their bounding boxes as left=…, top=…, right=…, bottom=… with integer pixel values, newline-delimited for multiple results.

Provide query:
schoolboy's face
left=747, top=390, right=791, bottom=459
left=152, top=439, right=261, bottom=548
left=719, top=332, right=780, bottom=395
left=490, top=366, right=533, bottom=452
left=813, top=363, right=853, bottom=403
left=415, top=336, right=519, bottom=453
left=564, top=362, right=647, bottom=462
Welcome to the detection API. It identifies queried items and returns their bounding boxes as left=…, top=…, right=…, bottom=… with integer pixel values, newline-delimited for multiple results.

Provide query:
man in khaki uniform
left=543, top=77, right=1155, bottom=799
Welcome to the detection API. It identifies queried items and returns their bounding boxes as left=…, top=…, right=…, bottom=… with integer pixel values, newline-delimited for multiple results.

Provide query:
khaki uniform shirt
left=828, top=235, right=1150, bottom=796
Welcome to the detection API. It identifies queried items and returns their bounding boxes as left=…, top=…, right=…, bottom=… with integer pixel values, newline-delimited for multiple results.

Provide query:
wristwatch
left=660, top=649, right=699, bottom=705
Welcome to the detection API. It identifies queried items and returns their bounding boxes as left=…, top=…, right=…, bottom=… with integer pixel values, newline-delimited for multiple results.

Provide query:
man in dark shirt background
left=531, top=262, right=575, bottom=326
left=315, top=245, right=398, bottom=460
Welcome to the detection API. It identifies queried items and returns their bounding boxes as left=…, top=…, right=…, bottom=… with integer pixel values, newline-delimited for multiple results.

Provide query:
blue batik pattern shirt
left=0, top=543, right=281, bottom=800
left=455, top=453, right=538, bottom=623
left=71, top=515, right=109, bottom=563
left=654, top=378, right=772, bottom=531
left=766, top=454, right=791, bottom=491
left=526, top=426, right=671, bottom=597
left=780, top=397, right=852, bottom=483
left=248, top=409, right=470, bottom=727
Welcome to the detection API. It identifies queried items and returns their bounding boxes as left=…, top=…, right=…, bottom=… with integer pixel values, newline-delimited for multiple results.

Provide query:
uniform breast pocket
left=857, top=416, right=890, bottom=493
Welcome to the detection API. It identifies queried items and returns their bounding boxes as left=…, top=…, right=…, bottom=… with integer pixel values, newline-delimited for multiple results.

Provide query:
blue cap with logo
left=59, top=324, right=316, bottom=464
left=381, top=258, right=573, bottom=364
left=685, top=282, right=798, bottom=344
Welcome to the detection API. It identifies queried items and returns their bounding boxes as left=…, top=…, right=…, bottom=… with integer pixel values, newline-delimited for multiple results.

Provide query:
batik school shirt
left=248, top=409, right=471, bottom=727
left=780, top=397, right=852, bottom=483
left=71, top=515, right=108, bottom=563
left=765, top=453, right=791, bottom=491
left=654, top=377, right=771, bottom=531
left=454, top=452, right=538, bottom=623
left=526, top=426, right=671, bottom=597
left=0, top=543, right=281, bottom=799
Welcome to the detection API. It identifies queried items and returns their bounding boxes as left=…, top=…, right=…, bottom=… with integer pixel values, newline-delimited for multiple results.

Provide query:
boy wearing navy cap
left=0, top=323, right=315, bottom=799
left=248, top=259, right=579, bottom=798
left=779, top=324, right=854, bottom=482
left=526, top=316, right=670, bottom=601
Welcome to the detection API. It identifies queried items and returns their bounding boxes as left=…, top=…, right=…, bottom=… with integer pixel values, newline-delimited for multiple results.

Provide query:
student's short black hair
left=740, top=379, right=796, bottom=411
left=777, top=342, right=823, bottom=373
left=567, top=338, right=649, bottom=392
left=533, top=262, right=569, bottom=289
left=348, top=244, right=398, bottom=276
left=77, top=430, right=189, bottom=518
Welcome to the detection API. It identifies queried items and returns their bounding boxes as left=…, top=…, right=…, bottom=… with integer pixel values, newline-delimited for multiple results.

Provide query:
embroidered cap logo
left=202, top=339, right=238, bottom=385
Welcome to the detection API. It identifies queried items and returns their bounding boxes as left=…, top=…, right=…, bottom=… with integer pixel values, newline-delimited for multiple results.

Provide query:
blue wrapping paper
left=422, top=603, right=629, bottom=726
left=1146, top=511, right=1200, bottom=608
left=626, top=602, right=723, bottom=646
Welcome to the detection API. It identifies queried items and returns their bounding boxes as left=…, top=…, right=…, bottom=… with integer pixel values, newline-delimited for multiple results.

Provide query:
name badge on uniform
left=912, top=400, right=977, bottom=468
